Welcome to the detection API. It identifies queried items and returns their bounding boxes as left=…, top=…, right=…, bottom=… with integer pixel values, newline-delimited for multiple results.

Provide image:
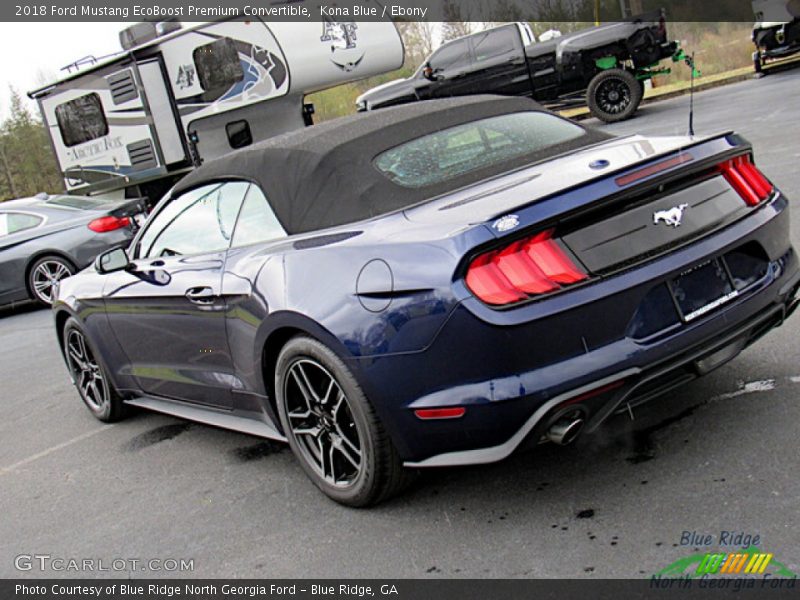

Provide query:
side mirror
left=95, top=247, right=130, bottom=274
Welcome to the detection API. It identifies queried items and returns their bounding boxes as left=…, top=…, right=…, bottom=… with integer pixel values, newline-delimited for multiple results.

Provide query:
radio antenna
left=688, top=51, right=696, bottom=137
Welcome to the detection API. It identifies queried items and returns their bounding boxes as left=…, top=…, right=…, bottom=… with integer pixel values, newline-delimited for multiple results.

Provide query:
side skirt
left=124, top=395, right=286, bottom=442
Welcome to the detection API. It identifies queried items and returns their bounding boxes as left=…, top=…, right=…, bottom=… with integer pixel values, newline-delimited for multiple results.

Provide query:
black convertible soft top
left=173, top=95, right=612, bottom=234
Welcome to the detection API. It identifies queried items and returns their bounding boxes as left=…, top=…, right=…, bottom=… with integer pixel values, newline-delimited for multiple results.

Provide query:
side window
left=428, top=40, right=470, bottom=73
left=231, top=185, right=286, bottom=248
left=473, top=28, right=518, bottom=62
left=137, top=181, right=249, bottom=259
left=193, top=38, right=244, bottom=93
left=55, top=93, right=108, bottom=147
left=0, top=212, right=44, bottom=236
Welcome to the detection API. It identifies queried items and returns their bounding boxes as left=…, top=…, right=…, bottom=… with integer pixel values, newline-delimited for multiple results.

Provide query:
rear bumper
left=407, top=290, right=798, bottom=467
left=354, top=192, right=798, bottom=465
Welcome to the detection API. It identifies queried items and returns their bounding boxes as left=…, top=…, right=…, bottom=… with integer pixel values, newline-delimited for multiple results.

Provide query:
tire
left=62, top=317, right=127, bottom=422
left=275, top=335, right=414, bottom=507
left=28, top=255, right=75, bottom=306
left=587, top=68, right=643, bottom=123
left=753, top=51, right=764, bottom=75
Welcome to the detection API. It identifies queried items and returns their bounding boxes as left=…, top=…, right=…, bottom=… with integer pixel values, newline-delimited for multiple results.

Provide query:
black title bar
left=5, top=579, right=800, bottom=600
left=2, top=0, right=772, bottom=23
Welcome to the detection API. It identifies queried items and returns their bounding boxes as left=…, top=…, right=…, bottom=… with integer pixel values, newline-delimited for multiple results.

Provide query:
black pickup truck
left=357, top=12, right=683, bottom=122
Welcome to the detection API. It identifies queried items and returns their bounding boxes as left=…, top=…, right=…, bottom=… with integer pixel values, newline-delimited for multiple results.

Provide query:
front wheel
left=587, top=68, right=643, bottom=123
left=275, top=336, right=413, bottom=507
left=63, top=317, right=127, bottom=422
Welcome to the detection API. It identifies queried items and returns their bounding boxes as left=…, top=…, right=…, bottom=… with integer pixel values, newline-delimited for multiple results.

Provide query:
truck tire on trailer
left=587, top=68, right=643, bottom=123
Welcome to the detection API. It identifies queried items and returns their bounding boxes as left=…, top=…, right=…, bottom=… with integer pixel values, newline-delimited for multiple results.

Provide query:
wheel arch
left=259, top=312, right=356, bottom=428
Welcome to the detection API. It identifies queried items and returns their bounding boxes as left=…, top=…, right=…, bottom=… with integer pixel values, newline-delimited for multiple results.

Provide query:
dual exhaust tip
left=545, top=415, right=585, bottom=446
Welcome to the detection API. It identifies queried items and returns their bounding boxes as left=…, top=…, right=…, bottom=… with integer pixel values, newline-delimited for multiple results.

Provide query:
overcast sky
left=0, top=23, right=124, bottom=118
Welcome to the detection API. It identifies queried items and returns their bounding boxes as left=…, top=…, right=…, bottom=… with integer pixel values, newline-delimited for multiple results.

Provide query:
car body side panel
left=0, top=223, right=132, bottom=306
left=100, top=253, right=236, bottom=407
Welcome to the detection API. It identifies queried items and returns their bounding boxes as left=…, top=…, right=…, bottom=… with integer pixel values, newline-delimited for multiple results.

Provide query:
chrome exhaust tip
left=546, top=417, right=585, bottom=446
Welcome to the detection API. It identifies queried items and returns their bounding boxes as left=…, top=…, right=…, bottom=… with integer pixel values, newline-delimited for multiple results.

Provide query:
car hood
left=403, top=133, right=704, bottom=226
left=356, top=77, right=416, bottom=106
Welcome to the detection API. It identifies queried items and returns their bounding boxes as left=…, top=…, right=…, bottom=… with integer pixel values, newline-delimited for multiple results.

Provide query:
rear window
left=55, top=93, right=108, bottom=147
left=373, top=111, right=586, bottom=188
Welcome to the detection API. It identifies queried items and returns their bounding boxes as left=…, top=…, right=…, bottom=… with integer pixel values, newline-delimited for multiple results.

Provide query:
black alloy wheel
left=62, top=317, right=126, bottom=422
left=587, top=68, right=643, bottom=123
left=275, top=336, right=414, bottom=507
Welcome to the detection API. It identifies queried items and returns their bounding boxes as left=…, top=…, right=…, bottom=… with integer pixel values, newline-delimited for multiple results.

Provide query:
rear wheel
left=63, top=317, right=126, bottom=422
left=275, top=336, right=413, bottom=507
left=28, top=255, right=75, bottom=306
left=587, top=68, right=643, bottom=123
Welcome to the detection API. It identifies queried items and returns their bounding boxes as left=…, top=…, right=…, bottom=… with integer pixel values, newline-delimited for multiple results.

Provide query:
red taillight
left=466, top=230, right=587, bottom=306
left=719, top=155, right=773, bottom=207
left=88, top=215, right=130, bottom=233
left=414, top=407, right=466, bottom=420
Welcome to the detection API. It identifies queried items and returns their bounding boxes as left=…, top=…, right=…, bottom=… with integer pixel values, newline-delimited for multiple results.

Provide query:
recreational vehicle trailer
left=28, top=17, right=403, bottom=203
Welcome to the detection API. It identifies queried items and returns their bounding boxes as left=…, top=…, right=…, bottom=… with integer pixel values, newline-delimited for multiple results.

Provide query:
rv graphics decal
left=321, top=20, right=365, bottom=72
left=175, top=64, right=196, bottom=90
left=66, top=135, right=123, bottom=162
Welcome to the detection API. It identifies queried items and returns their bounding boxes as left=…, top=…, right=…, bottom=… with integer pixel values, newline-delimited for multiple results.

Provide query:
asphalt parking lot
left=2, top=68, right=800, bottom=579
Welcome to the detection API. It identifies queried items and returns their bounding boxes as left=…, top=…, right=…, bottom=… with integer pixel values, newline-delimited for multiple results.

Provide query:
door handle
left=185, top=286, right=217, bottom=304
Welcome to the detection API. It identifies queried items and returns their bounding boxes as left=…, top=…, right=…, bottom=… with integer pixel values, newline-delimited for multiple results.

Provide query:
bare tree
left=395, top=21, right=437, bottom=66
left=440, top=0, right=478, bottom=42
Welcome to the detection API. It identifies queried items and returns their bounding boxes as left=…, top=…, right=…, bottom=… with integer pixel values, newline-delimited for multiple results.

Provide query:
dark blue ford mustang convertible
left=54, top=96, right=798, bottom=506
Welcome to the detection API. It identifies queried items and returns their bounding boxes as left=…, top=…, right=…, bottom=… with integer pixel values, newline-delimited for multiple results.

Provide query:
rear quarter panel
left=221, top=215, right=474, bottom=397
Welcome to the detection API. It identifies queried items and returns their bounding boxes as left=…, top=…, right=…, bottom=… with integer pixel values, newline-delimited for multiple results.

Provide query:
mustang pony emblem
left=653, top=204, right=689, bottom=227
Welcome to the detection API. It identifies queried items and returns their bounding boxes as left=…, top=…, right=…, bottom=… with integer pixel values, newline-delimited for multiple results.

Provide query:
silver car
left=0, top=194, right=145, bottom=307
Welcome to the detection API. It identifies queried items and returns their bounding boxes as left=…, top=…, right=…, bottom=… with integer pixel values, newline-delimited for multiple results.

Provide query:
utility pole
left=0, top=144, right=17, bottom=199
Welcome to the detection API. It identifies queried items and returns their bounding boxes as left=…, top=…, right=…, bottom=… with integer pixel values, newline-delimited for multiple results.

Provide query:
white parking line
left=0, top=427, right=107, bottom=476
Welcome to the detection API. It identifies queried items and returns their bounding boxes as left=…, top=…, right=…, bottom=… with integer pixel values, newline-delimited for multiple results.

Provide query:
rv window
left=193, top=38, right=243, bottom=93
left=55, top=93, right=108, bottom=147
left=226, top=120, right=252, bottom=149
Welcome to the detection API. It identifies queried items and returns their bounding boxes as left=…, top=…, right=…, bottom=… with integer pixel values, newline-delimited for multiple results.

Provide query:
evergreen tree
left=0, top=87, right=63, bottom=201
